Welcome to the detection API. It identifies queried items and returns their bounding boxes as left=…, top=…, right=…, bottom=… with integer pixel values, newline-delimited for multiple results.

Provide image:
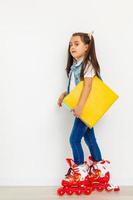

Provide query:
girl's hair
left=65, top=32, right=101, bottom=80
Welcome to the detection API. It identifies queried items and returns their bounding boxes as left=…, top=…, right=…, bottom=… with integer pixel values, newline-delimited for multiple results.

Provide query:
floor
left=0, top=186, right=133, bottom=200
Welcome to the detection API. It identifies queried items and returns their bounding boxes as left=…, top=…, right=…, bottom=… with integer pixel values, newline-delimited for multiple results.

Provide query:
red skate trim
left=97, top=172, right=110, bottom=183
left=88, top=156, right=94, bottom=162
left=88, top=156, right=110, bottom=165
left=66, top=158, right=75, bottom=167
left=100, top=160, right=110, bottom=164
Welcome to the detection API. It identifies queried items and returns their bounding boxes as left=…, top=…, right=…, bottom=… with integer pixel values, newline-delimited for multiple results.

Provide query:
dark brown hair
left=65, top=32, right=101, bottom=80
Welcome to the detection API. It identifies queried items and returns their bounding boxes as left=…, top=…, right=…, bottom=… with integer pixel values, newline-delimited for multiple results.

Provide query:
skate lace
left=73, top=167, right=78, bottom=173
left=65, top=166, right=80, bottom=179
left=89, top=164, right=101, bottom=178
left=66, top=169, right=80, bottom=181
left=65, top=167, right=72, bottom=177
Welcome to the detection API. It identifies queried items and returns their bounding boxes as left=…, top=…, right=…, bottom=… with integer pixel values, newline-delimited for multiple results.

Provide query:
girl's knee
left=84, top=135, right=97, bottom=147
left=69, top=136, right=81, bottom=146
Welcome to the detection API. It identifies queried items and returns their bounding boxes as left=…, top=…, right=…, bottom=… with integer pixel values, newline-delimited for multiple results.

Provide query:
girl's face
left=69, top=36, right=89, bottom=61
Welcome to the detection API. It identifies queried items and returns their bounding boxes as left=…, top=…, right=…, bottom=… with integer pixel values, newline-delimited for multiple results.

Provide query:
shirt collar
left=73, top=57, right=84, bottom=66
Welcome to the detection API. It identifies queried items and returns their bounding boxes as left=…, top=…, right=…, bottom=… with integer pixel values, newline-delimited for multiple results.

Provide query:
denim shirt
left=66, top=58, right=84, bottom=94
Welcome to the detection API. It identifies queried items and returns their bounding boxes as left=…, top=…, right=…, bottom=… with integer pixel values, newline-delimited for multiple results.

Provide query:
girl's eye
left=70, top=43, right=79, bottom=47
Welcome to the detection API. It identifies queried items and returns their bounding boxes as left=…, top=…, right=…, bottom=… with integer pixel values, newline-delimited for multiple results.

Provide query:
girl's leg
left=84, top=127, right=102, bottom=161
left=69, top=117, right=88, bottom=165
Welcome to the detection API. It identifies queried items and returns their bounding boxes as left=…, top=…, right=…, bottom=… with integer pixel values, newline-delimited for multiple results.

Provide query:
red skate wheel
left=66, top=188, right=73, bottom=195
left=91, top=185, right=95, bottom=191
left=57, top=187, right=65, bottom=196
left=75, top=189, right=82, bottom=195
left=114, top=186, right=120, bottom=191
left=62, top=180, right=70, bottom=187
left=105, top=184, right=113, bottom=192
left=97, top=185, right=104, bottom=192
left=84, top=187, right=92, bottom=195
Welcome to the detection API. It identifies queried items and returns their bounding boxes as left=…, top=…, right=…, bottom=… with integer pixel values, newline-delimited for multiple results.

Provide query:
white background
left=0, top=0, right=133, bottom=186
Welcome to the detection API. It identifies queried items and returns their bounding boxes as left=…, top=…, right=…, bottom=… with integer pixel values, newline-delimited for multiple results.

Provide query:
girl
left=57, top=32, right=103, bottom=183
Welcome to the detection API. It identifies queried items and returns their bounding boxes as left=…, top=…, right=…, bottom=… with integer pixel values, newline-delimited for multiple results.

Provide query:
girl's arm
left=57, top=91, right=67, bottom=107
left=77, top=77, right=93, bottom=108
left=63, top=91, right=67, bottom=96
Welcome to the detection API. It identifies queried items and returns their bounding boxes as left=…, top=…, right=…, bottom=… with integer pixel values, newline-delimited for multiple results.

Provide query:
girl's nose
left=71, top=47, right=75, bottom=51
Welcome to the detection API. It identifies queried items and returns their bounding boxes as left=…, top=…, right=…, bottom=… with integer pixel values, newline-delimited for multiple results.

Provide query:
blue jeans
left=69, top=117, right=102, bottom=165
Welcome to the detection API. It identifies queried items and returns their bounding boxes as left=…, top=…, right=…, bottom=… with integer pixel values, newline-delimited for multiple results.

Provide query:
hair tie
left=88, top=30, right=94, bottom=40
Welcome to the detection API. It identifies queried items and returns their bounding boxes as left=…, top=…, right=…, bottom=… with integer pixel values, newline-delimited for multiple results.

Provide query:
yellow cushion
left=62, top=75, right=119, bottom=128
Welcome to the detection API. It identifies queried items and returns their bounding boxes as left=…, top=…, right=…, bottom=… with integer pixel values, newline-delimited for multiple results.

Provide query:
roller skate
left=57, top=158, right=92, bottom=196
left=88, top=156, right=120, bottom=192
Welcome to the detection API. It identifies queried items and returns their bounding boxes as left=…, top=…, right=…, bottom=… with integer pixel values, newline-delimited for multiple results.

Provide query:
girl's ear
left=85, top=44, right=91, bottom=52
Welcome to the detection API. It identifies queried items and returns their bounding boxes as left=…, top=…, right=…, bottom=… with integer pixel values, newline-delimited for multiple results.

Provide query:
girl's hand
left=71, top=105, right=83, bottom=118
left=57, top=92, right=67, bottom=107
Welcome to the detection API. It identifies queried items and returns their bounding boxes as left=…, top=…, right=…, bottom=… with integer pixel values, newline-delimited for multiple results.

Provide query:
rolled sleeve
left=84, top=62, right=96, bottom=78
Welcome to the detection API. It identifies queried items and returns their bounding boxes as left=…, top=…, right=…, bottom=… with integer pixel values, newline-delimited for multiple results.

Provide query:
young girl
left=57, top=32, right=104, bottom=183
